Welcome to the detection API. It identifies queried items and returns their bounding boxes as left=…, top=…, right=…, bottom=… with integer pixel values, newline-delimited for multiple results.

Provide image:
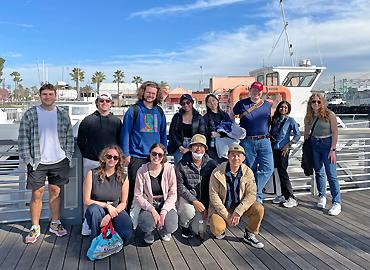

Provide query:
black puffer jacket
left=175, top=152, right=217, bottom=208
left=167, top=108, right=206, bottom=154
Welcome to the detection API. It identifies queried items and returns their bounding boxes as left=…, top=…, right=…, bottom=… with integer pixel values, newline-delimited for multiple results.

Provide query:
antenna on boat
left=267, top=0, right=294, bottom=66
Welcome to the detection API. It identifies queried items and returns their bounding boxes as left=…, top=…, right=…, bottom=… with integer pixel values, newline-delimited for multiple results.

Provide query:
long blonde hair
left=96, top=145, right=126, bottom=184
left=304, top=93, right=331, bottom=126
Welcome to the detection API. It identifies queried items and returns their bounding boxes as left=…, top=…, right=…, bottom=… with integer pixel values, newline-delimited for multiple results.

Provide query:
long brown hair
left=146, top=143, right=167, bottom=164
left=304, top=93, right=331, bottom=126
left=137, top=81, right=163, bottom=106
left=96, top=145, right=126, bottom=184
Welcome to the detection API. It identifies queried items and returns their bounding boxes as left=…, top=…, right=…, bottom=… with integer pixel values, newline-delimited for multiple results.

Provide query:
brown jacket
left=208, top=162, right=257, bottom=221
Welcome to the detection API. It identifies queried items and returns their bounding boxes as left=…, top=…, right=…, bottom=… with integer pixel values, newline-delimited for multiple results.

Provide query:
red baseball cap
left=250, top=81, right=264, bottom=91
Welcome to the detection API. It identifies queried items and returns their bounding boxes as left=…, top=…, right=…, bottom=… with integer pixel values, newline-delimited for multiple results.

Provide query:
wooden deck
left=1, top=190, right=370, bottom=270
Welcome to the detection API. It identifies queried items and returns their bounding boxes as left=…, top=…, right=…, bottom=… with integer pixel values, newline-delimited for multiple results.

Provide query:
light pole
left=199, top=65, right=203, bottom=91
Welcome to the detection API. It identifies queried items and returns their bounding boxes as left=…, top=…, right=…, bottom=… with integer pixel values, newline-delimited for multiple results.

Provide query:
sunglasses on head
left=106, top=154, right=119, bottom=161
left=151, top=151, right=164, bottom=158
left=99, top=99, right=111, bottom=103
left=312, top=100, right=321, bottom=104
left=181, top=100, right=192, bottom=106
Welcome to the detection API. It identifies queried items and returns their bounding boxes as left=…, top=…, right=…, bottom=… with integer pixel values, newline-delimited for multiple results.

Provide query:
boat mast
left=279, top=0, right=294, bottom=66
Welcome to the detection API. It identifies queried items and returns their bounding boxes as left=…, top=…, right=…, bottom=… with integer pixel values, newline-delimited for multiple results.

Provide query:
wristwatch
left=331, top=148, right=336, bottom=151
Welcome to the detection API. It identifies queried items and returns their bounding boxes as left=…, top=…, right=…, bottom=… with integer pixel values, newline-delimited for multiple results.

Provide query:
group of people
left=18, top=80, right=342, bottom=251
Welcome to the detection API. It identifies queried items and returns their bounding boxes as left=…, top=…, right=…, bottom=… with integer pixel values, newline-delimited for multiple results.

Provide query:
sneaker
left=317, top=196, right=327, bottom=209
left=215, top=231, right=225, bottom=239
left=272, top=195, right=285, bottom=204
left=283, top=197, right=298, bottom=208
left=81, top=219, right=91, bottom=236
left=160, top=233, right=171, bottom=242
left=49, top=222, right=68, bottom=237
left=243, top=230, right=264, bottom=249
left=181, top=226, right=194, bottom=239
left=144, top=232, right=155, bottom=244
left=25, top=225, right=41, bottom=244
left=328, top=203, right=341, bottom=216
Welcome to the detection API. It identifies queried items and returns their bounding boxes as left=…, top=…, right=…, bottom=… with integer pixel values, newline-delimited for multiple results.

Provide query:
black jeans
left=127, top=156, right=148, bottom=212
left=273, top=149, right=294, bottom=199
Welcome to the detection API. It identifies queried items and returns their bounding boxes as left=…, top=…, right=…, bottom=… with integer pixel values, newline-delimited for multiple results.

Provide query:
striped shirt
left=18, top=106, right=74, bottom=169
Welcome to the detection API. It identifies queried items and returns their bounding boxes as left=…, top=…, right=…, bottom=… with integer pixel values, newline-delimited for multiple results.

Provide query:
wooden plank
left=31, top=224, right=57, bottom=270
left=0, top=223, right=21, bottom=265
left=172, top=230, right=204, bottom=270
left=150, top=232, right=173, bottom=270
left=135, top=232, right=157, bottom=270
left=263, top=210, right=347, bottom=270
left=63, top=225, right=83, bottom=270
left=47, top=225, right=72, bottom=270
left=161, top=232, right=189, bottom=270
left=110, top=249, right=126, bottom=270
left=15, top=223, right=49, bottom=270
left=186, top=233, right=221, bottom=270
left=266, top=208, right=364, bottom=270
left=94, top=256, right=110, bottom=270
left=0, top=223, right=29, bottom=269
left=124, top=232, right=141, bottom=269
left=78, top=233, right=94, bottom=270
left=0, top=223, right=13, bottom=246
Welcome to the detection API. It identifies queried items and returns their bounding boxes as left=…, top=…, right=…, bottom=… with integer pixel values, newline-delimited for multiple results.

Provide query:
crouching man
left=208, top=143, right=265, bottom=248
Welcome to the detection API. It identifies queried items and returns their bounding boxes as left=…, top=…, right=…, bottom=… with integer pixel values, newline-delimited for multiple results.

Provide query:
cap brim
left=188, top=142, right=208, bottom=150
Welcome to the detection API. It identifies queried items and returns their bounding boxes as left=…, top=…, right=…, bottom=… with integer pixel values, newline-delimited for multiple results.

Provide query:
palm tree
left=70, top=67, right=85, bottom=99
left=132, top=76, right=143, bottom=90
left=91, top=71, right=106, bottom=92
left=10, top=71, right=22, bottom=94
left=113, top=70, right=125, bottom=107
left=0, top=57, right=5, bottom=84
left=159, top=81, right=169, bottom=89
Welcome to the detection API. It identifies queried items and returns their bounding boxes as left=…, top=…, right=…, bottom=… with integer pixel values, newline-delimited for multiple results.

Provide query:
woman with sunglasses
left=270, top=101, right=300, bottom=208
left=131, top=143, right=178, bottom=244
left=168, top=94, right=206, bottom=164
left=203, top=94, right=231, bottom=162
left=83, top=145, right=133, bottom=243
left=304, top=93, right=341, bottom=215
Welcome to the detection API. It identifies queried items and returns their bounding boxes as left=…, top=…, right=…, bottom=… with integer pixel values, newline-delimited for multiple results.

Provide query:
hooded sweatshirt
left=120, top=101, right=167, bottom=158
left=77, top=111, right=122, bottom=161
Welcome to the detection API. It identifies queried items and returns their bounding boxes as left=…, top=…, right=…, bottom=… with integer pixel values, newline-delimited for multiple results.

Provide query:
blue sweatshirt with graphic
left=120, top=101, right=167, bottom=158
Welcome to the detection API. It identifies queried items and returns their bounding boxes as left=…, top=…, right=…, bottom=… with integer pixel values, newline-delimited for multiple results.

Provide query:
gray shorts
left=27, top=158, right=70, bottom=190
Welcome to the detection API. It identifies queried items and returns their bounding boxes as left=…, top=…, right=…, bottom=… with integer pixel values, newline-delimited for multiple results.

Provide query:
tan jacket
left=208, top=162, right=257, bottom=221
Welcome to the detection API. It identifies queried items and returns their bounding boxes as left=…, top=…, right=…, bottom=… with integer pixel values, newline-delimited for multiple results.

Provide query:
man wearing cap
left=77, top=91, right=122, bottom=235
left=208, top=143, right=264, bottom=248
left=168, top=93, right=205, bottom=164
left=175, top=134, right=217, bottom=239
left=121, top=81, right=167, bottom=212
left=232, top=81, right=274, bottom=203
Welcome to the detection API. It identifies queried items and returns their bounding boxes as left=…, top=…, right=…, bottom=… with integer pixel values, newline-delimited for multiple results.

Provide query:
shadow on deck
left=1, top=190, right=370, bottom=270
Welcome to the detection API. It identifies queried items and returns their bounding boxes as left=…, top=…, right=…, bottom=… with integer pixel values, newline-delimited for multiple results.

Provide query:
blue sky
left=1, top=0, right=370, bottom=90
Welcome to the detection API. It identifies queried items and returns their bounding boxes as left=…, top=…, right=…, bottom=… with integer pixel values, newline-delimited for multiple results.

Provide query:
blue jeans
left=85, top=204, right=134, bottom=244
left=310, top=137, right=341, bottom=203
left=240, top=138, right=274, bottom=202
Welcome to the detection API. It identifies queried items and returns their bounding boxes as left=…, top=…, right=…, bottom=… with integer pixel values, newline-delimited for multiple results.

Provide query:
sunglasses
left=181, top=100, right=192, bottom=106
left=106, top=154, right=119, bottom=161
left=151, top=151, right=164, bottom=158
left=99, top=99, right=112, bottom=103
left=312, top=100, right=321, bottom=104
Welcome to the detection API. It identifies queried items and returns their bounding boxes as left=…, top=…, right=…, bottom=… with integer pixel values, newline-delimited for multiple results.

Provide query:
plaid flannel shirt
left=18, top=106, right=74, bottom=169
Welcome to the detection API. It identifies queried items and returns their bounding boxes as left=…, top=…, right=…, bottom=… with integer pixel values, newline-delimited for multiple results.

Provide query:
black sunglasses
left=151, top=152, right=164, bottom=158
left=181, top=100, right=192, bottom=106
left=106, top=155, right=119, bottom=161
left=312, top=100, right=321, bottom=104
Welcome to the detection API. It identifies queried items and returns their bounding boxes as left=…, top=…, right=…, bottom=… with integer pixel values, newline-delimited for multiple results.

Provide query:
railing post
left=310, top=174, right=317, bottom=196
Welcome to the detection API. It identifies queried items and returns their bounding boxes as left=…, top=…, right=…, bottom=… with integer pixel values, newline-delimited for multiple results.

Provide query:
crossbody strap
left=240, top=99, right=264, bottom=118
left=308, top=118, right=319, bottom=139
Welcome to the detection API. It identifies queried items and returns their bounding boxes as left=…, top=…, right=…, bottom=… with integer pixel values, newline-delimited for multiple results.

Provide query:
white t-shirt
left=37, top=106, right=66, bottom=164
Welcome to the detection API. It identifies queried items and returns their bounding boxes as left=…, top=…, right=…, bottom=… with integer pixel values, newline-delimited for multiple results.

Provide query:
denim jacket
left=270, top=116, right=300, bottom=150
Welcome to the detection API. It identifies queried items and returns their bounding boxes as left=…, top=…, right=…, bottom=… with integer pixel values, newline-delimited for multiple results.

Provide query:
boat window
left=257, top=75, right=264, bottom=84
left=266, top=72, right=279, bottom=86
left=282, top=72, right=318, bottom=87
left=72, top=107, right=90, bottom=116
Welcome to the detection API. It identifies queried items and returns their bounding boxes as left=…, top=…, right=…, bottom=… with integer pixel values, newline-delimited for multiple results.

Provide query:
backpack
left=132, top=103, right=164, bottom=129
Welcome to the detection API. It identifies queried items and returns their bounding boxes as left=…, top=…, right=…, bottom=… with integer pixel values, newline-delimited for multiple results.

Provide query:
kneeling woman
left=132, top=143, right=178, bottom=244
left=83, top=145, right=133, bottom=243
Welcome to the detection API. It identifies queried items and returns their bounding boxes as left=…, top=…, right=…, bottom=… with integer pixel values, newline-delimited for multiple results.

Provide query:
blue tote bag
left=87, top=221, right=123, bottom=261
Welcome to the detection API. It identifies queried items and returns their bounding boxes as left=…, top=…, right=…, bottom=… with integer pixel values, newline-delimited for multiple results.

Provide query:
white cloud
left=0, top=21, right=33, bottom=28
left=129, top=0, right=246, bottom=18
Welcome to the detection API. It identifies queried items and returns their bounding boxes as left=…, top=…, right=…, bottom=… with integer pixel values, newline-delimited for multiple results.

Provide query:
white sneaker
left=161, top=233, right=171, bottom=242
left=317, top=196, right=326, bottom=209
left=328, top=203, right=341, bottom=216
left=81, top=219, right=91, bottom=236
left=283, top=197, right=298, bottom=208
left=272, top=195, right=285, bottom=204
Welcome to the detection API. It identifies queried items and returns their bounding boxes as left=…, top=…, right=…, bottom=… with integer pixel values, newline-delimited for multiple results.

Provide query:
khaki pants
left=209, top=202, right=264, bottom=236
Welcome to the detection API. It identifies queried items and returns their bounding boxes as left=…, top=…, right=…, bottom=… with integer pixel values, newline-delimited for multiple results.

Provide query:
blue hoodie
left=121, top=101, right=167, bottom=158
